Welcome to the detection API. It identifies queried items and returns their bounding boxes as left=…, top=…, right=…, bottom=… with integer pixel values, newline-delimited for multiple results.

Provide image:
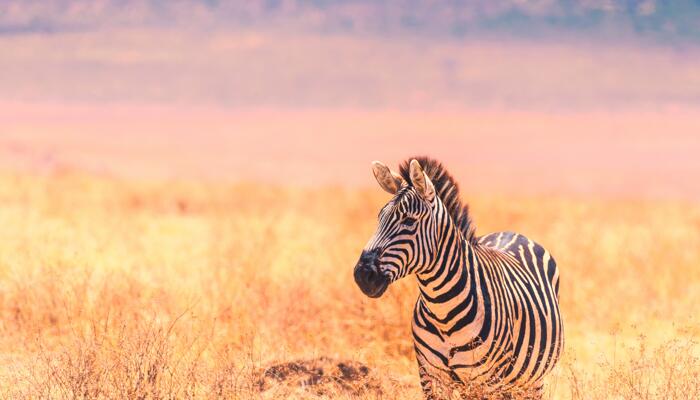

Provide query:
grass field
left=0, top=171, right=698, bottom=399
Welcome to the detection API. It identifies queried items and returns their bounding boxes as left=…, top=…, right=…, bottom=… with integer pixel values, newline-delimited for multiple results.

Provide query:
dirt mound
left=255, top=357, right=382, bottom=397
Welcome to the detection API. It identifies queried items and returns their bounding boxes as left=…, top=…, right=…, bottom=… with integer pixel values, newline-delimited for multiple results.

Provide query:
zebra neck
left=416, top=230, right=480, bottom=331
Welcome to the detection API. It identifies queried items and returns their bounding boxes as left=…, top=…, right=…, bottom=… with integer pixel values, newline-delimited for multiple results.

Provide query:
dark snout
left=353, top=249, right=389, bottom=298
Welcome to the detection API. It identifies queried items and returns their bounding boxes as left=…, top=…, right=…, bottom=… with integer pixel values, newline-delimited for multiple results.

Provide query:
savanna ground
left=0, top=171, right=698, bottom=399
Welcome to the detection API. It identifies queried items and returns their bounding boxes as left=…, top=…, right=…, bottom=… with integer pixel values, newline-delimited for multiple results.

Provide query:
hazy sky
left=2, top=1, right=700, bottom=197
left=1, top=0, right=699, bottom=110
left=3, top=1, right=700, bottom=42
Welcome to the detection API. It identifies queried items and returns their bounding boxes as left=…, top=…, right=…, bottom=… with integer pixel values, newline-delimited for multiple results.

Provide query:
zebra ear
left=409, top=159, right=435, bottom=202
left=372, top=161, right=404, bottom=194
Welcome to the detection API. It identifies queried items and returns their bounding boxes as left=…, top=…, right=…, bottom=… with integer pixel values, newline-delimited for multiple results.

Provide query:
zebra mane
left=398, top=156, right=477, bottom=243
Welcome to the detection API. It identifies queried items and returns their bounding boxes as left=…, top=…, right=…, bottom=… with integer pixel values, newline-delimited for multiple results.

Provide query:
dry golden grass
left=0, top=171, right=698, bottom=399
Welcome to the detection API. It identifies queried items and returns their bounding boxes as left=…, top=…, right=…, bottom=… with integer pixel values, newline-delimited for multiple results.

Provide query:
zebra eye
left=402, top=217, right=417, bottom=226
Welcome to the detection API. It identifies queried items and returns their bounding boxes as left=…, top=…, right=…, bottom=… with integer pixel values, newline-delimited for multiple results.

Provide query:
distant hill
left=2, top=0, right=700, bottom=43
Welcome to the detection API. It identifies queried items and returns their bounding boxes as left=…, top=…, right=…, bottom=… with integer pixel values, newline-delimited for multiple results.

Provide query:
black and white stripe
left=355, top=157, right=563, bottom=399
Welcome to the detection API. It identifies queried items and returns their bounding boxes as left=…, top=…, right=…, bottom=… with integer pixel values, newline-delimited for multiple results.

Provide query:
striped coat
left=353, top=157, right=563, bottom=399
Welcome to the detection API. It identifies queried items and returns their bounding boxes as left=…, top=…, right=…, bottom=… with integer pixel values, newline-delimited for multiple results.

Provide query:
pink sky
left=1, top=26, right=700, bottom=198
left=2, top=30, right=699, bottom=109
left=2, top=101, right=699, bottom=198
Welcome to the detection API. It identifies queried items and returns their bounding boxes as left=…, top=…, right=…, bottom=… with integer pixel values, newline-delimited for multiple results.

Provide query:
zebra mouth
left=354, top=248, right=390, bottom=298
left=363, top=279, right=389, bottom=298
left=353, top=265, right=390, bottom=298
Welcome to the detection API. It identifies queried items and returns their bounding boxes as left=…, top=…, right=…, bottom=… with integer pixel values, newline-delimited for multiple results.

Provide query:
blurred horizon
left=2, top=0, right=699, bottom=198
left=4, top=1, right=700, bottom=45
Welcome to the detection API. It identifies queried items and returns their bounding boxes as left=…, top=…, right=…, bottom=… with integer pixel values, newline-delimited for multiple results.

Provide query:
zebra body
left=354, top=157, right=563, bottom=399
left=414, top=232, right=562, bottom=397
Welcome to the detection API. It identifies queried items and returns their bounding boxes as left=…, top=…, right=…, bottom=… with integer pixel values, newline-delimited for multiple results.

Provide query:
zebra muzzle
left=354, top=250, right=389, bottom=298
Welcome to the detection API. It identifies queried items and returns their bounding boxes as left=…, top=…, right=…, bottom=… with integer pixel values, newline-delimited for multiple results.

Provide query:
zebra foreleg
left=416, top=354, right=457, bottom=399
left=519, top=384, right=544, bottom=400
left=499, top=384, right=543, bottom=400
left=454, top=386, right=543, bottom=400
left=418, top=365, right=455, bottom=399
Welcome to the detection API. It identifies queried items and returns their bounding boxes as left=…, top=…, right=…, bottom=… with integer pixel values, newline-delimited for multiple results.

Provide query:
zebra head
left=354, top=159, right=440, bottom=298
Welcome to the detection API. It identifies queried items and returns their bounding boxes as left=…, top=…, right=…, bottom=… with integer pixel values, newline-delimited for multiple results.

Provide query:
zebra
left=353, top=157, right=563, bottom=399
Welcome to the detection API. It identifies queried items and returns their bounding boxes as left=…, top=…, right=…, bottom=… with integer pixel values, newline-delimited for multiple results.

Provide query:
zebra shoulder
left=477, top=232, right=560, bottom=298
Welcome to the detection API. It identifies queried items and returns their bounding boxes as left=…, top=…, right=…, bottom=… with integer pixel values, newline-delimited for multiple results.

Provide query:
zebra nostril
left=354, top=265, right=372, bottom=286
left=354, top=261, right=388, bottom=298
left=366, top=268, right=378, bottom=283
left=354, top=264, right=380, bottom=285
